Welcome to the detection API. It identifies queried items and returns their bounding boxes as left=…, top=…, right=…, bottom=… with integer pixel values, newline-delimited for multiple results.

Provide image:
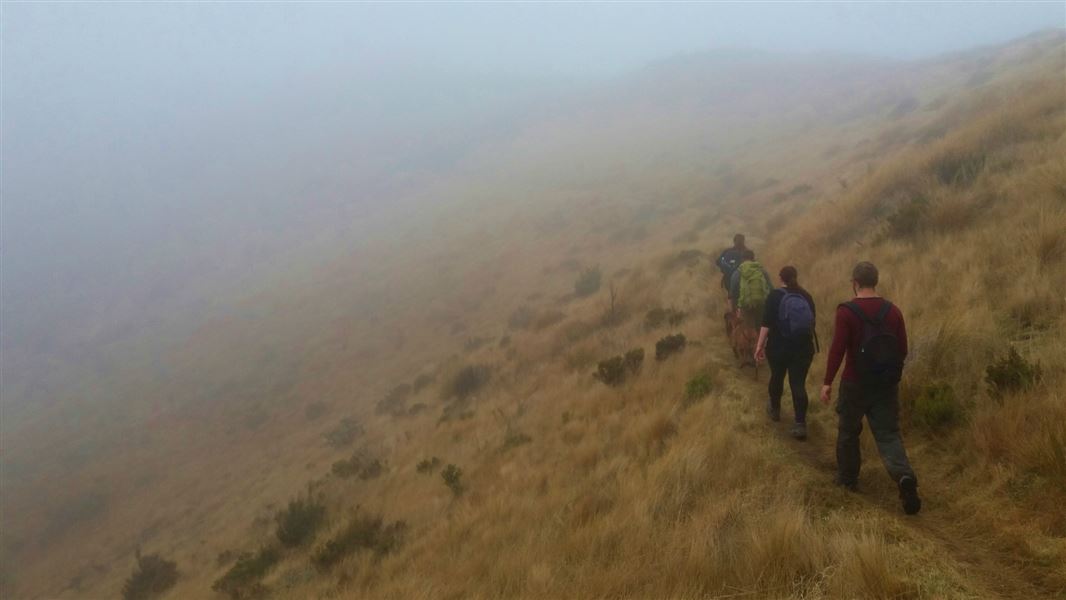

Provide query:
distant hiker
left=729, top=249, right=771, bottom=326
left=725, top=250, right=771, bottom=373
left=715, top=234, right=748, bottom=292
left=820, top=262, right=921, bottom=515
left=754, top=266, right=816, bottom=440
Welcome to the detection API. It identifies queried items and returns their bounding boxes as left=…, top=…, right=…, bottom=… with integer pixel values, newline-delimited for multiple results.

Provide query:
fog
left=2, top=3, right=1062, bottom=419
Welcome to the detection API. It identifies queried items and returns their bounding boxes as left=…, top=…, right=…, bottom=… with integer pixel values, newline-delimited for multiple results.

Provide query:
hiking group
left=716, top=235, right=921, bottom=515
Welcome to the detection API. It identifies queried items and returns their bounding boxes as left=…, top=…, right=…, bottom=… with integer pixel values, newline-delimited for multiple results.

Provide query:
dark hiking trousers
left=768, top=350, right=813, bottom=423
left=835, top=381, right=916, bottom=486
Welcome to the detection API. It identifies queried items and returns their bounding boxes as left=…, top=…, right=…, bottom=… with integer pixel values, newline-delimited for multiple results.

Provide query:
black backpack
left=842, top=300, right=902, bottom=386
left=716, top=248, right=743, bottom=277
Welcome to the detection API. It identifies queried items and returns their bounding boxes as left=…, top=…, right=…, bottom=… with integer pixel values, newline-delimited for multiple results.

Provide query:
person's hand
left=820, top=385, right=832, bottom=406
left=754, top=346, right=766, bottom=363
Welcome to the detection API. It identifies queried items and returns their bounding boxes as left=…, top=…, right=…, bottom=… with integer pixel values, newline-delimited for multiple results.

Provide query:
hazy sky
left=2, top=2, right=1063, bottom=382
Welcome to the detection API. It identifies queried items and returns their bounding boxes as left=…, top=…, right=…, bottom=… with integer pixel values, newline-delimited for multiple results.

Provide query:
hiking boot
left=766, top=402, right=781, bottom=422
left=898, top=475, right=922, bottom=515
left=790, top=422, right=807, bottom=440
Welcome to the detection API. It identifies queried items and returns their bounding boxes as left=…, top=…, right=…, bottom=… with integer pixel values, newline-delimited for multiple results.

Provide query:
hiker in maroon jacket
left=820, top=261, right=921, bottom=515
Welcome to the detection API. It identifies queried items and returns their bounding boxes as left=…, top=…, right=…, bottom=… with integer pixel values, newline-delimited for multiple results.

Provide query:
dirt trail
left=712, top=339, right=1065, bottom=600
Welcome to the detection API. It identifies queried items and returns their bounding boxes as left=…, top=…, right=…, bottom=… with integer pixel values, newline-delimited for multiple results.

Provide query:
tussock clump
left=574, top=267, right=602, bottom=297
left=416, top=457, right=441, bottom=474
left=910, top=382, right=961, bottom=429
left=684, top=374, right=713, bottom=405
left=121, top=550, right=178, bottom=600
left=324, top=417, right=363, bottom=447
left=931, top=147, right=986, bottom=186
left=311, top=514, right=406, bottom=571
left=885, top=195, right=929, bottom=238
left=595, top=348, right=644, bottom=386
left=985, top=347, right=1042, bottom=400
left=375, top=384, right=411, bottom=417
left=441, top=464, right=465, bottom=496
left=644, top=307, right=686, bottom=329
left=594, top=356, right=626, bottom=386
left=211, top=546, right=278, bottom=600
left=655, top=334, right=687, bottom=361
left=275, top=497, right=326, bottom=548
left=442, top=364, right=491, bottom=400
left=331, top=450, right=384, bottom=481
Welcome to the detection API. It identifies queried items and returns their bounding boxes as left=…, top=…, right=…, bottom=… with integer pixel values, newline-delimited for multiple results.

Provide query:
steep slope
left=2, top=30, right=1064, bottom=599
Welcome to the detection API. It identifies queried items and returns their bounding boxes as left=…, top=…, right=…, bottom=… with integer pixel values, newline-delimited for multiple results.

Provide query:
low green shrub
left=443, top=365, right=491, bottom=400
left=595, top=348, right=644, bottom=387
left=655, top=334, right=687, bottom=361
left=122, top=550, right=178, bottom=600
left=594, top=356, right=626, bottom=386
left=416, top=457, right=442, bottom=474
left=211, top=546, right=279, bottom=600
left=624, top=348, right=645, bottom=374
left=331, top=451, right=384, bottom=480
left=311, top=515, right=406, bottom=571
left=441, top=464, right=464, bottom=496
left=644, top=307, right=686, bottom=329
left=375, top=384, right=411, bottom=417
left=275, top=497, right=326, bottom=548
left=684, top=374, right=713, bottom=405
left=912, top=382, right=960, bottom=429
left=986, top=347, right=1042, bottom=400
left=324, top=417, right=363, bottom=447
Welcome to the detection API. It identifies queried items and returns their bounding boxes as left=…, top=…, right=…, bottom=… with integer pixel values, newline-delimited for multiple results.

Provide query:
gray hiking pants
left=835, top=381, right=916, bottom=486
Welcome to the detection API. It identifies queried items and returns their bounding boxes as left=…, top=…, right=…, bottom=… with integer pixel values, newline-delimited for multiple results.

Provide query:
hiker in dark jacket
left=820, top=261, right=921, bottom=515
left=715, top=234, right=748, bottom=292
left=754, top=266, right=816, bottom=440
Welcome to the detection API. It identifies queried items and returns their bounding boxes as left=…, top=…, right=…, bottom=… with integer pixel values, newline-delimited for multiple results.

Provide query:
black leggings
left=767, top=350, right=813, bottom=423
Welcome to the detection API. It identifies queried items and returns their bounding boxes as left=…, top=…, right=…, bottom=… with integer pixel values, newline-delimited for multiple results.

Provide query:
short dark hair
left=779, top=265, right=798, bottom=287
left=742, top=249, right=756, bottom=260
left=852, top=261, right=879, bottom=288
left=733, top=234, right=745, bottom=247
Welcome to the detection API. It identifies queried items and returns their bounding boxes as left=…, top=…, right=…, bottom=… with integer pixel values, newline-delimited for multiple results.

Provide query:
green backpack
left=738, top=261, right=770, bottom=310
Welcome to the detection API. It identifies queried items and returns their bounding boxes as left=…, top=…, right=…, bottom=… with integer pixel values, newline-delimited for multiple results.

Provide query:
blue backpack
left=778, top=290, right=814, bottom=339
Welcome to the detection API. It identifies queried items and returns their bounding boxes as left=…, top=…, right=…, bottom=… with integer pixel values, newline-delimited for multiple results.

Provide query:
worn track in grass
left=712, top=336, right=1066, bottom=600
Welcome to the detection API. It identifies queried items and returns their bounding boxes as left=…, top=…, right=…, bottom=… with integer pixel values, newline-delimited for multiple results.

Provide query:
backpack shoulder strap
left=840, top=301, right=870, bottom=324
left=872, top=300, right=893, bottom=325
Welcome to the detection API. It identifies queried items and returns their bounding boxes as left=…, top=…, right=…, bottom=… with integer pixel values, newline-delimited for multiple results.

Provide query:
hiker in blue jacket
left=754, top=266, right=817, bottom=440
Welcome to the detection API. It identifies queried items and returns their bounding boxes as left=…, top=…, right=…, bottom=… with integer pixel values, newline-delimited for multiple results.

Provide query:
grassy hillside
left=2, top=31, right=1064, bottom=599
